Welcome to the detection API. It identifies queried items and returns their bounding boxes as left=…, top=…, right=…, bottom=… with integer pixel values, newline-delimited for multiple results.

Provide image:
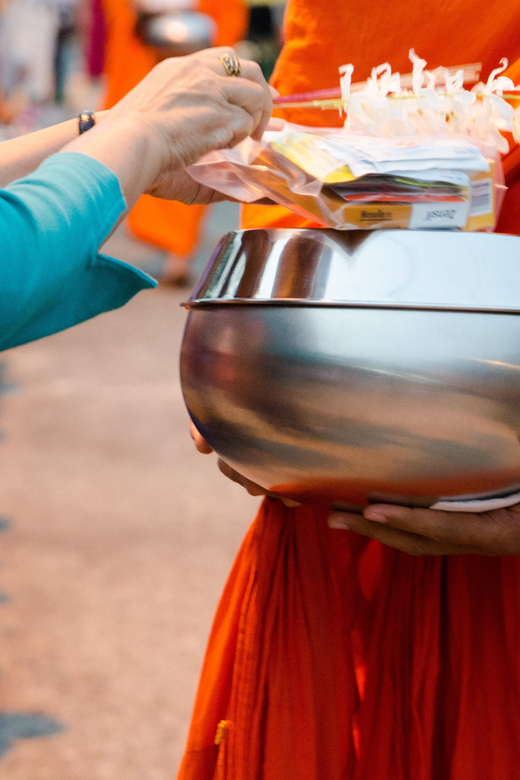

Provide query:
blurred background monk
left=178, top=2, right=520, bottom=780
left=102, top=0, right=248, bottom=283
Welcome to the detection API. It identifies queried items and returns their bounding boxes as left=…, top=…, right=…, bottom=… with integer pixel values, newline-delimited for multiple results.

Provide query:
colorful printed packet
left=189, top=125, right=500, bottom=231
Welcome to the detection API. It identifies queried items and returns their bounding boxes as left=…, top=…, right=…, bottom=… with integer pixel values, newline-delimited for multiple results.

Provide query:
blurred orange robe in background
left=178, top=3, right=520, bottom=779
left=102, top=0, right=248, bottom=258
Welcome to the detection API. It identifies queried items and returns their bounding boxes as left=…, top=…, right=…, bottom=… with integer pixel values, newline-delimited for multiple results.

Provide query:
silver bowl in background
left=180, top=229, right=520, bottom=508
left=137, top=10, right=216, bottom=57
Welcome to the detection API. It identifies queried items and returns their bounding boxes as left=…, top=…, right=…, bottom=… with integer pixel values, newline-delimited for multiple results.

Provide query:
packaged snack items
left=189, top=125, right=501, bottom=231
left=188, top=52, right=519, bottom=231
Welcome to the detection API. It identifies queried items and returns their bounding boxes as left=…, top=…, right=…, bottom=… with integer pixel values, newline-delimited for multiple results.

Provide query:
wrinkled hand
left=327, top=502, right=520, bottom=555
left=148, top=115, right=283, bottom=202
left=110, top=47, right=274, bottom=194
left=147, top=166, right=228, bottom=203
left=189, top=422, right=299, bottom=506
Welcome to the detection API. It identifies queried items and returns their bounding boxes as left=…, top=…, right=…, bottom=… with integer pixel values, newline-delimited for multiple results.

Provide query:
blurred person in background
left=178, top=3, right=520, bottom=780
left=82, top=0, right=107, bottom=80
left=54, top=0, right=80, bottom=102
left=0, top=0, right=67, bottom=107
left=0, top=0, right=57, bottom=126
left=0, top=0, right=83, bottom=121
left=102, top=0, right=249, bottom=284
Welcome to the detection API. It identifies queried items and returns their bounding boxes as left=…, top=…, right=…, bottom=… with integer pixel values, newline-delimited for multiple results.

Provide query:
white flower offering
left=339, top=50, right=520, bottom=155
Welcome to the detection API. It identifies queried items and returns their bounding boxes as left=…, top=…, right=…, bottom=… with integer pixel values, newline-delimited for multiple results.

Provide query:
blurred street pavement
left=0, top=204, right=260, bottom=779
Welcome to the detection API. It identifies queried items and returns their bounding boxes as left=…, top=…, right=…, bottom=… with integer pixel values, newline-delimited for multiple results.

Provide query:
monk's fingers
left=327, top=512, right=481, bottom=556
left=189, top=422, right=213, bottom=454
left=264, top=492, right=301, bottom=507
left=361, top=503, right=520, bottom=553
left=216, top=460, right=299, bottom=505
left=278, top=497, right=302, bottom=508
left=217, top=458, right=268, bottom=496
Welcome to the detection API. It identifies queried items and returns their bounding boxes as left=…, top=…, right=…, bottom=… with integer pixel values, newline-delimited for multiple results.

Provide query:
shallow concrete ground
left=0, top=207, right=259, bottom=779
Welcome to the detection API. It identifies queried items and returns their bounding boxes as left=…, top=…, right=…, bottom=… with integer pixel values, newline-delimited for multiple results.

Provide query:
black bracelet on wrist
left=78, top=110, right=96, bottom=134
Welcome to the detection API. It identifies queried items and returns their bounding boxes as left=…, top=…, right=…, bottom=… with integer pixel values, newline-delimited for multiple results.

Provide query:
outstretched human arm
left=60, top=48, right=273, bottom=209
left=0, top=151, right=154, bottom=351
left=0, top=48, right=273, bottom=351
left=0, top=113, right=106, bottom=187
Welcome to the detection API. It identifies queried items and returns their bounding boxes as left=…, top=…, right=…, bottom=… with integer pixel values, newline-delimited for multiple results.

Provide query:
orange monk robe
left=180, top=501, right=520, bottom=780
left=242, top=0, right=520, bottom=234
left=179, top=4, right=520, bottom=779
left=102, top=0, right=248, bottom=258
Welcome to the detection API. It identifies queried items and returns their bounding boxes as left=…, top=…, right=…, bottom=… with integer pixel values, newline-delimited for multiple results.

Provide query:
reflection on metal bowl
left=180, top=229, right=520, bottom=508
left=137, top=11, right=216, bottom=57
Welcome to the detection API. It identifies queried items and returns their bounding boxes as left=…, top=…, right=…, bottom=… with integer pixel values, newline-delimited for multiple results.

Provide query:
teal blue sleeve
left=0, top=151, right=157, bottom=351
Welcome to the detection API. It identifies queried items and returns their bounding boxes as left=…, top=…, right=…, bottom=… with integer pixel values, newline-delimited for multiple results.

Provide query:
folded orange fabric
left=179, top=499, right=520, bottom=780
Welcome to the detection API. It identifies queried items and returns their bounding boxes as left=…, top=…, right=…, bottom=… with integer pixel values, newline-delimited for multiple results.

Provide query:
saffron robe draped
left=179, top=2, right=520, bottom=777
left=179, top=500, right=520, bottom=780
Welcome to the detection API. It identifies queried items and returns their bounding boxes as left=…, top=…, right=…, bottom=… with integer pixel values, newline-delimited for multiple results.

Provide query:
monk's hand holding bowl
left=207, top=457, right=520, bottom=553
left=328, top=503, right=520, bottom=556
left=189, top=423, right=299, bottom=507
left=211, top=458, right=520, bottom=551
left=191, top=422, right=520, bottom=553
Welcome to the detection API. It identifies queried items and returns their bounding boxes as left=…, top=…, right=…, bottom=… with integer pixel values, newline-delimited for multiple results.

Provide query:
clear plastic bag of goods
left=189, top=124, right=503, bottom=231
left=189, top=51, right=520, bottom=231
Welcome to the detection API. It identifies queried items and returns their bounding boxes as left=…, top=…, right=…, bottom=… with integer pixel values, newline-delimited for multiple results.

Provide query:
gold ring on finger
left=220, top=52, right=241, bottom=77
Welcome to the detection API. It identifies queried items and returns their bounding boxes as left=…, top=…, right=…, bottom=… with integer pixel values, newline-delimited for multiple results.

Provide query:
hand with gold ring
left=193, top=46, right=276, bottom=142
left=100, top=46, right=276, bottom=203
left=220, top=52, right=242, bottom=78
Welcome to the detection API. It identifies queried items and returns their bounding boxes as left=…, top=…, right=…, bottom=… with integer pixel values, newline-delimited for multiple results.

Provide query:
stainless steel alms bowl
left=180, top=229, right=520, bottom=509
